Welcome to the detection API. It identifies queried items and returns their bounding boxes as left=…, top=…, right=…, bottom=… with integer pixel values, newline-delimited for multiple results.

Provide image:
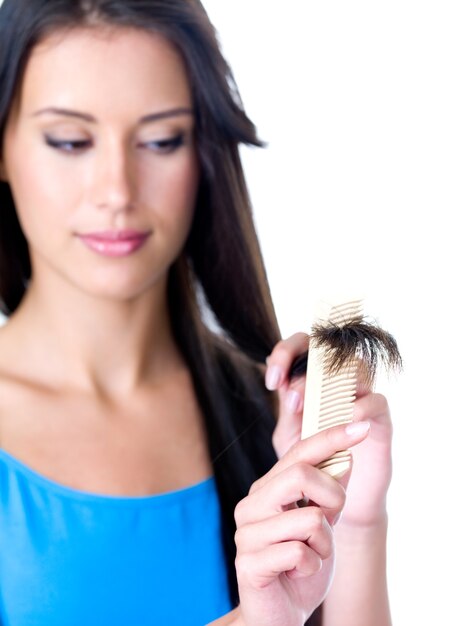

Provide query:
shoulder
left=0, top=318, right=38, bottom=386
left=0, top=321, right=34, bottom=447
left=0, top=322, right=22, bottom=383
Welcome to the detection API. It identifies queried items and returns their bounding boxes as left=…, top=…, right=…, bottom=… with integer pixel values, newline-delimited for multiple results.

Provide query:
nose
left=91, top=138, right=135, bottom=213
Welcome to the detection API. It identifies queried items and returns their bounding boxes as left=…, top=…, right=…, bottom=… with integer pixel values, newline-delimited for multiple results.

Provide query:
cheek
left=142, top=152, right=200, bottom=242
left=5, top=132, right=83, bottom=248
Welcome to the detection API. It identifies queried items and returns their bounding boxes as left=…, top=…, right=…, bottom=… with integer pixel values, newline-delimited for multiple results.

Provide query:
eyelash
left=44, top=134, right=185, bottom=155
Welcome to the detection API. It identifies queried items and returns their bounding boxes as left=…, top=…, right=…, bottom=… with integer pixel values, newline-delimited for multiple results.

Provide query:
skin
left=0, top=27, right=210, bottom=496
left=0, top=25, right=200, bottom=398
left=265, top=332, right=393, bottom=528
left=257, top=333, right=393, bottom=626
left=0, top=25, right=388, bottom=626
left=210, top=335, right=392, bottom=625
left=232, top=422, right=370, bottom=626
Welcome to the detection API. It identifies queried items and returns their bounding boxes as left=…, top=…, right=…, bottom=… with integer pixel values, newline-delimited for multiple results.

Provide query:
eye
left=44, top=134, right=186, bottom=155
left=45, top=136, right=91, bottom=153
left=142, top=134, right=185, bottom=154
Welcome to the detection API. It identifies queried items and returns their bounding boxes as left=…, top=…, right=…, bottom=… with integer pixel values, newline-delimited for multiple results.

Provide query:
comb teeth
left=301, top=297, right=364, bottom=479
left=315, top=298, right=364, bottom=326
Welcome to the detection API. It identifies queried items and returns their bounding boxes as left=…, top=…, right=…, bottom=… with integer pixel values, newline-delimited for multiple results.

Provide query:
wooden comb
left=300, top=296, right=402, bottom=479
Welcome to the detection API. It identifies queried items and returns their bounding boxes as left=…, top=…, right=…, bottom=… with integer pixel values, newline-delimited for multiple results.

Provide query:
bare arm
left=206, top=423, right=370, bottom=626
left=323, top=516, right=391, bottom=626
left=265, top=332, right=395, bottom=626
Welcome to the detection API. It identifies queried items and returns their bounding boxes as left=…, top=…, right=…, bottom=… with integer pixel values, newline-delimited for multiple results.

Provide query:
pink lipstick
left=76, top=230, right=151, bottom=257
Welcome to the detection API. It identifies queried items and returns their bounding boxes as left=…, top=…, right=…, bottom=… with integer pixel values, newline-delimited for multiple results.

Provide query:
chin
left=75, top=266, right=166, bottom=302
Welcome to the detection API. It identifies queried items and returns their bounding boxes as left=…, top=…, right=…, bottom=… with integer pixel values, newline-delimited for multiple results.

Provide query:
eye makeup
left=43, top=132, right=187, bottom=155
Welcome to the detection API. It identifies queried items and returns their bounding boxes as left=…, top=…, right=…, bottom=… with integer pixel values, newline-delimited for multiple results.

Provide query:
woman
left=0, top=1, right=392, bottom=625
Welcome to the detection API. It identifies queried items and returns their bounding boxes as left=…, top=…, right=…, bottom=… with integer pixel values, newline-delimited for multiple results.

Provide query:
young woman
left=0, top=1, right=393, bottom=625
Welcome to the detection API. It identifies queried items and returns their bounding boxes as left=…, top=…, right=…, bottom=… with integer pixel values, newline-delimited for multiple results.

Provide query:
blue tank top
left=0, top=449, right=233, bottom=626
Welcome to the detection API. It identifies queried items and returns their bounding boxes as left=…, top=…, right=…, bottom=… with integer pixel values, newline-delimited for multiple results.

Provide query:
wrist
left=334, top=512, right=389, bottom=546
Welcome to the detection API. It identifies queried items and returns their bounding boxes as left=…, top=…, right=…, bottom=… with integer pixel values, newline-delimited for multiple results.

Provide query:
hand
left=266, top=333, right=309, bottom=459
left=266, top=332, right=393, bottom=528
left=234, top=421, right=371, bottom=626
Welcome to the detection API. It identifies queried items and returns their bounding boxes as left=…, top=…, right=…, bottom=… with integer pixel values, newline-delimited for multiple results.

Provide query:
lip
left=76, top=230, right=151, bottom=257
left=78, top=229, right=152, bottom=241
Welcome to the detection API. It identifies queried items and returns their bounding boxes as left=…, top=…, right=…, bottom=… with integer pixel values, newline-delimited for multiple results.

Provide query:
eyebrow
left=31, top=106, right=194, bottom=124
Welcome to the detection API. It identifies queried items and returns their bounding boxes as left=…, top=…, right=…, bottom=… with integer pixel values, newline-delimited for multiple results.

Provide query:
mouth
left=77, top=229, right=152, bottom=241
left=76, top=230, right=152, bottom=257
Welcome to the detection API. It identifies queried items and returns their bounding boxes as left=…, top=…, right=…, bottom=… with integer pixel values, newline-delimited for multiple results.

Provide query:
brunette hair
left=0, top=1, right=326, bottom=622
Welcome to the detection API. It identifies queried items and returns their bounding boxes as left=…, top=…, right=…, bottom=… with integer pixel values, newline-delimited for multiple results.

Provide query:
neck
left=6, top=267, right=182, bottom=401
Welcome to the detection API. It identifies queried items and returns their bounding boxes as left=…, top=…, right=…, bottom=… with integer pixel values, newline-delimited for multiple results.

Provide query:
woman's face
left=0, top=26, right=200, bottom=300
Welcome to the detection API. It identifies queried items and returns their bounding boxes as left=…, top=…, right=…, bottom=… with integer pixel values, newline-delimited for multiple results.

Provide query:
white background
left=0, top=0, right=468, bottom=623
left=202, top=1, right=469, bottom=624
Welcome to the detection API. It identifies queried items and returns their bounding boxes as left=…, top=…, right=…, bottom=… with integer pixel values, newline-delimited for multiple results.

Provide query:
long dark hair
left=0, top=1, right=321, bottom=623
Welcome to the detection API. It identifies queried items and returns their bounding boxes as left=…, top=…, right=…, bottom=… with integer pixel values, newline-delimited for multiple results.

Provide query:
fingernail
left=286, top=390, right=301, bottom=413
left=345, top=421, right=370, bottom=437
left=266, top=365, right=282, bottom=390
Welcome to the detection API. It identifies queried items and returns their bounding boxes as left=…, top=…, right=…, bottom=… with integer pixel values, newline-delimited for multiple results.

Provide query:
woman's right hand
left=233, top=420, right=371, bottom=626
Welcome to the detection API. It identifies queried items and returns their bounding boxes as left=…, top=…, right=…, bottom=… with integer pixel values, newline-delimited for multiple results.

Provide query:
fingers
left=235, top=505, right=333, bottom=559
left=282, top=377, right=305, bottom=416
left=235, top=462, right=346, bottom=526
left=353, top=392, right=390, bottom=422
left=254, top=420, right=370, bottom=494
left=233, top=421, right=369, bottom=614
left=266, top=335, right=383, bottom=407
left=265, top=332, right=309, bottom=390
left=236, top=540, right=324, bottom=589
left=267, top=334, right=309, bottom=451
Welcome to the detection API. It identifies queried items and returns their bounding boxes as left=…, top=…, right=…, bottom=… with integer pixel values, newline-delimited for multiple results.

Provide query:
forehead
left=15, top=26, right=192, bottom=118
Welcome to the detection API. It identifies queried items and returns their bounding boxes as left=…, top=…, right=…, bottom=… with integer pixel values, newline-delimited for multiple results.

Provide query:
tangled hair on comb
left=311, top=315, right=403, bottom=387
left=289, top=316, right=403, bottom=386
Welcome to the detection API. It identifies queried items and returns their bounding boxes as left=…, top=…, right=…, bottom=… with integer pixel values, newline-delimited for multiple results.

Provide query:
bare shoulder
left=0, top=321, right=37, bottom=444
left=0, top=321, right=25, bottom=383
left=0, top=322, right=18, bottom=389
